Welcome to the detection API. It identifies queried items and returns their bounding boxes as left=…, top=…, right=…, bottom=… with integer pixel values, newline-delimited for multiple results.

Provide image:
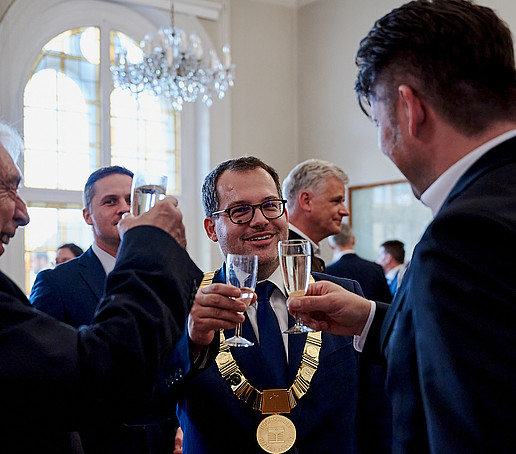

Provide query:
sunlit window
left=23, top=27, right=181, bottom=293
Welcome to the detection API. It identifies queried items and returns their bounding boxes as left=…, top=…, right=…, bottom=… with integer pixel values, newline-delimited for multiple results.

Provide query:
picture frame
left=348, top=180, right=433, bottom=262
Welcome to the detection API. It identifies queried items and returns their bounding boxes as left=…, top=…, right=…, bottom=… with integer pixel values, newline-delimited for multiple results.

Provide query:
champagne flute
left=131, top=171, right=168, bottom=215
left=278, top=239, right=314, bottom=334
left=223, top=253, right=258, bottom=347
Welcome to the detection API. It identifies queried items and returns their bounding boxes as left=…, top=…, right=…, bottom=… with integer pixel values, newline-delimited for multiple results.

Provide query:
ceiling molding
left=249, top=0, right=320, bottom=8
left=109, top=0, right=223, bottom=20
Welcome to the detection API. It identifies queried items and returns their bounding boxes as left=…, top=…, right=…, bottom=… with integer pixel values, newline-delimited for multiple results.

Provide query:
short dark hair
left=202, top=156, right=282, bottom=216
left=58, top=243, right=83, bottom=258
left=381, top=240, right=405, bottom=264
left=83, top=166, right=133, bottom=210
left=355, top=0, right=516, bottom=135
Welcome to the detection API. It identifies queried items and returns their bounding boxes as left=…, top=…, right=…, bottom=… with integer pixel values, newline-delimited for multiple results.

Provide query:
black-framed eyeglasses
left=212, top=199, right=287, bottom=224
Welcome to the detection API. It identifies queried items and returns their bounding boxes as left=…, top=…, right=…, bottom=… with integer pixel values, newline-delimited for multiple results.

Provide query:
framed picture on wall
left=349, top=180, right=433, bottom=262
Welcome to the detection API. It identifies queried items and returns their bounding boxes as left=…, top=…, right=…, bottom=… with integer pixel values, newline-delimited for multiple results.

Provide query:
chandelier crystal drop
left=110, top=3, right=235, bottom=111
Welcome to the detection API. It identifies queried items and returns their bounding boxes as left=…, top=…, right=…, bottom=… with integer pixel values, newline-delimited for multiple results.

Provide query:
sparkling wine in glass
left=278, top=239, right=314, bottom=334
left=223, top=253, right=258, bottom=347
left=131, top=172, right=168, bottom=215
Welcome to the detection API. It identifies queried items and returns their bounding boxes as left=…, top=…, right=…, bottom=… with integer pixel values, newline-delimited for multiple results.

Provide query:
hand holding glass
left=131, top=172, right=168, bottom=215
left=278, top=239, right=314, bottom=334
left=223, top=254, right=258, bottom=347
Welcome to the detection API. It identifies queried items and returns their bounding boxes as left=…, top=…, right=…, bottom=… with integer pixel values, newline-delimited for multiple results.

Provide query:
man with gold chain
left=173, top=157, right=391, bottom=453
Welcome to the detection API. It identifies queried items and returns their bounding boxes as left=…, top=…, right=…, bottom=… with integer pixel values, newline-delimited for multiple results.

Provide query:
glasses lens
left=261, top=200, right=284, bottom=219
left=229, top=205, right=253, bottom=223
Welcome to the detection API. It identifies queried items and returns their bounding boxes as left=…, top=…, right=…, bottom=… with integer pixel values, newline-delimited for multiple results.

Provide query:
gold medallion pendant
left=256, top=414, right=296, bottom=454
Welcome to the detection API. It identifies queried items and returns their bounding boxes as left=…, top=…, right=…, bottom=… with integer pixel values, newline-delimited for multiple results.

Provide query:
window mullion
left=99, top=23, right=112, bottom=167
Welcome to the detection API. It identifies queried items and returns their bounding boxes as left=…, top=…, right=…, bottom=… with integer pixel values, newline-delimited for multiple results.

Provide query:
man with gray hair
left=283, top=158, right=349, bottom=272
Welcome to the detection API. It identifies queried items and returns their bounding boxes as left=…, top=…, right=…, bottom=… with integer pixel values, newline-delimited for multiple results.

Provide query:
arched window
left=0, top=0, right=231, bottom=292
left=22, top=26, right=180, bottom=292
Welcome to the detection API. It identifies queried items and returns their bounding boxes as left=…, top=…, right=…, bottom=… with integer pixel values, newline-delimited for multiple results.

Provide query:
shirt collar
left=288, top=223, right=320, bottom=256
left=333, top=248, right=355, bottom=262
left=385, top=264, right=404, bottom=280
left=421, top=129, right=516, bottom=217
left=258, top=266, right=288, bottom=299
left=91, top=242, right=116, bottom=274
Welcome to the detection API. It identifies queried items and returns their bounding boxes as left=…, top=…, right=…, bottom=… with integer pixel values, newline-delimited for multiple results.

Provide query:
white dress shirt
left=247, top=266, right=290, bottom=360
left=91, top=242, right=116, bottom=275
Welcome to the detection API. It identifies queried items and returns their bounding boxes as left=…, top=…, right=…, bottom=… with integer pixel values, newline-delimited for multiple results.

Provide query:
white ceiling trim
left=249, top=0, right=320, bottom=8
left=109, top=0, right=223, bottom=20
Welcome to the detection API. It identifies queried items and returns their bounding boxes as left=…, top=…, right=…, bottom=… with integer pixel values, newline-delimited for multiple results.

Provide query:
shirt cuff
left=353, top=300, right=375, bottom=352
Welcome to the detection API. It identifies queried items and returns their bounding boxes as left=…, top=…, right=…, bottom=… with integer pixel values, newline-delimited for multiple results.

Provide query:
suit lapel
left=440, top=136, right=516, bottom=214
left=77, top=248, right=107, bottom=301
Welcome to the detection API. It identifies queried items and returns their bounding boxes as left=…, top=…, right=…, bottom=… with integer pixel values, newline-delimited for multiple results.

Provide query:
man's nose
left=15, top=194, right=30, bottom=226
left=249, top=206, right=269, bottom=226
left=121, top=198, right=131, bottom=213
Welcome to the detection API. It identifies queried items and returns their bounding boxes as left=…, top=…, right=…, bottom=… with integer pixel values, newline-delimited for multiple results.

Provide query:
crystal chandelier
left=110, top=1, right=235, bottom=111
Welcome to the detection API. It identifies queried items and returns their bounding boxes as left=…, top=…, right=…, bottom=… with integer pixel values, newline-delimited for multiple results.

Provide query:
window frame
left=0, top=0, right=232, bottom=290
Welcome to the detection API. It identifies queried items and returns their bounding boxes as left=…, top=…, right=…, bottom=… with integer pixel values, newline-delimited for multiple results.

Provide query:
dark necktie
left=256, top=281, right=288, bottom=389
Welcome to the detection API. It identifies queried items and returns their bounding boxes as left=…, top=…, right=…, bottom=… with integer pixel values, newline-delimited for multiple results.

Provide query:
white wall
left=230, top=0, right=298, bottom=178
left=2, top=0, right=516, bottom=277
left=297, top=0, right=516, bottom=187
left=294, top=0, right=516, bottom=262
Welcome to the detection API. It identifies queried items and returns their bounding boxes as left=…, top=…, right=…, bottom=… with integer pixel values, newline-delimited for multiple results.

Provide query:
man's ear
left=298, top=191, right=312, bottom=212
left=204, top=217, right=218, bottom=242
left=398, top=84, right=425, bottom=137
left=83, top=208, right=93, bottom=226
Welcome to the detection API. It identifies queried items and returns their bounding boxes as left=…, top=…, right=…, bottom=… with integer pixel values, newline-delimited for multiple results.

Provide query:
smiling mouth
left=245, top=234, right=274, bottom=242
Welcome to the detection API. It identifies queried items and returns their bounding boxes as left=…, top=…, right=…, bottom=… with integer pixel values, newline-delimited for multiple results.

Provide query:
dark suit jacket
left=288, top=229, right=326, bottom=272
left=30, top=247, right=105, bottom=327
left=30, top=245, right=180, bottom=454
left=0, top=226, right=202, bottom=454
left=364, top=137, right=516, bottom=453
left=326, top=253, right=392, bottom=303
left=176, top=267, right=391, bottom=453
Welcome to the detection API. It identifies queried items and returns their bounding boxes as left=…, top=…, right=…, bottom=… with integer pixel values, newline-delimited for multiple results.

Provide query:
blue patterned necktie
left=256, top=281, right=288, bottom=389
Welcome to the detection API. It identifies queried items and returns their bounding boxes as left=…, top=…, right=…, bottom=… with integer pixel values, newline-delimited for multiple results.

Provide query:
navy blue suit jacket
left=326, top=253, right=392, bottom=303
left=177, top=268, right=391, bottom=453
left=364, top=137, right=516, bottom=453
left=30, top=246, right=179, bottom=454
left=31, top=247, right=105, bottom=327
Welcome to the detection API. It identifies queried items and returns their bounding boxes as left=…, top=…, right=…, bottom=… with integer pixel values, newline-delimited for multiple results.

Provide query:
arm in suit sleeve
left=0, top=225, right=203, bottom=429
left=29, top=268, right=66, bottom=320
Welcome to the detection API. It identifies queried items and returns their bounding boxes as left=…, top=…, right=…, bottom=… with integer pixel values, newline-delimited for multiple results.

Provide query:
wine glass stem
left=235, top=322, right=242, bottom=337
left=295, top=314, right=302, bottom=326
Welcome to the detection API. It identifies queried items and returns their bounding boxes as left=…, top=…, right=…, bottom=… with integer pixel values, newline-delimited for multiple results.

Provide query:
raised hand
left=118, top=196, right=187, bottom=248
left=187, top=283, right=253, bottom=346
left=287, top=280, right=371, bottom=336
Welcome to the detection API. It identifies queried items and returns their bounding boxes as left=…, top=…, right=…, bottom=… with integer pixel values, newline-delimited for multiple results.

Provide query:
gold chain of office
left=200, top=271, right=321, bottom=414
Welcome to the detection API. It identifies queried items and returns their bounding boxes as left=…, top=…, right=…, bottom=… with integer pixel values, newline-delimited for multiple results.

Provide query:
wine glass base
left=223, top=336, right=255, bottom=347
left=283, top=325, right=314, bottom=334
